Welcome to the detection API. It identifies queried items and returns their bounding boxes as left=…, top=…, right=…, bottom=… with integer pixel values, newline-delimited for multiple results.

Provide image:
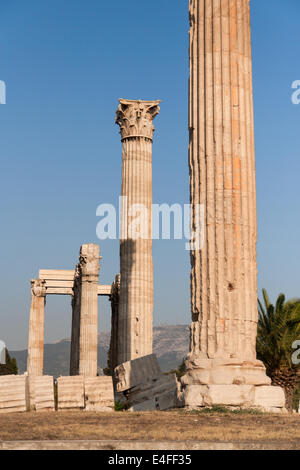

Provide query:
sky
left=0, top=0, right=299, bottom=350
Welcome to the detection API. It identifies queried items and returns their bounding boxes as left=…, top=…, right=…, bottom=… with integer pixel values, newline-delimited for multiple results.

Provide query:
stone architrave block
left=57, top=376, right=84, bottom=410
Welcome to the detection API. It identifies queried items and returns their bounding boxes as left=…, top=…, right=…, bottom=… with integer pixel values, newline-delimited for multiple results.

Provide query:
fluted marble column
left=27, top=279, right=47, bottom=376
left=78, top=244, right=100, bottom=376
left=116, top=99, right=160, bottom=365
left=184, top=0, right=270, bottom=386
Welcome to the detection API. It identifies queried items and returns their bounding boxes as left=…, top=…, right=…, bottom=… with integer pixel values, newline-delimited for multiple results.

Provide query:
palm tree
left=257, top=289, right=300, bottom=411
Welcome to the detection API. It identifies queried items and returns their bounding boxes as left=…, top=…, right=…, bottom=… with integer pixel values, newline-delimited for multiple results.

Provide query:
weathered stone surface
left=254, top=386, right=285, bottom=409
left=116, top=99, right=160, bottom=365
left=114, top=354, right=162, bottom=393
left=31, top=376, right=55, bottom=412
left=84, top=377, right=114, bottom=412
left=57, top=376, right=84, bottom=410
left=0, top=375, right=29, bottom=413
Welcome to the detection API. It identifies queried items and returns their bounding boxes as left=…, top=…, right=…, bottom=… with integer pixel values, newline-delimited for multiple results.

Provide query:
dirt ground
left=0, top=410, right=299, bottom=446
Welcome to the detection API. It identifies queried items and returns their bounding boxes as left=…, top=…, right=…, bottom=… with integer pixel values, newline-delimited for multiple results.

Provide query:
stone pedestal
left=183, top=0, right=284, bottom=411
left=115, top=99, right=160, bottom=365
left=27, top=279, right=46, bottom=377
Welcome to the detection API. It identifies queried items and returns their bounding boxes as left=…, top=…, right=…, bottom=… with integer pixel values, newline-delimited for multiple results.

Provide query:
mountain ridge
left=11, top=325, right=190, bottom=377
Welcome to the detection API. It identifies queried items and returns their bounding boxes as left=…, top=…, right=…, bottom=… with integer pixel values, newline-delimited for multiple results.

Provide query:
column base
left=178, top=355, right=286, bottom=413
left=177, top=384, right=286, bottom=414
left=182, top=354, right=272, bottom=386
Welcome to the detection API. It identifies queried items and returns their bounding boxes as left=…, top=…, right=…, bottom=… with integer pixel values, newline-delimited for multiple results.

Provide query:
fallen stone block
left=57, top=376, right=84, bottom=410
left=0, top=375, right=29, bottom=413
left=84, top=377, right=114, bottom=412
left=114, top=354, right=161, bottom=393
left=127, top=374, right=179, bottom=411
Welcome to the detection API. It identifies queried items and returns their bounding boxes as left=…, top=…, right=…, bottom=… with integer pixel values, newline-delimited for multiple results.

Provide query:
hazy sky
left=0, top=0, right=299, bottom=350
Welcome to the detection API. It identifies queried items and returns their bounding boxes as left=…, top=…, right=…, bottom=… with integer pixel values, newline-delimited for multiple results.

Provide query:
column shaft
left=78, top=244, right=100, bottom=377
left=27, top=280, right=46, bottom=376
left=188, top=0, right=257, bottom=362
left=70, top=266, right=81, bottom=375
left=108, top=274, right=121, bottom=373
left=116, top=99, right=160, bottom=365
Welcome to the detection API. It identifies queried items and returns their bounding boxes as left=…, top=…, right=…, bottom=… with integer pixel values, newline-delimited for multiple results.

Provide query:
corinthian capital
left=116, top=99, right=161, bottom=141
left=31, top=279, right=47, bottom=298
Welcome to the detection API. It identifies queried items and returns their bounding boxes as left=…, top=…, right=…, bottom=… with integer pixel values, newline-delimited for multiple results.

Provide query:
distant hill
left=11, top=325, right=190, bottom=377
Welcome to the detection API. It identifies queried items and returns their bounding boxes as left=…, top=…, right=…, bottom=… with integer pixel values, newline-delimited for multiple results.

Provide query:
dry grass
left=0, top=410, right=299, bottom=444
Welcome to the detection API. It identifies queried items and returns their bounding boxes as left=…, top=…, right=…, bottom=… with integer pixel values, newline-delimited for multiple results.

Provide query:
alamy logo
left=0, top=81, right=6, bottom=104
left=0, top=340, right=6, bottom=364
left=292, top=340, right=300, bottom=365
left=291, top=80, right=300, bottom=105
left=96, top=197, right=205, bottom=251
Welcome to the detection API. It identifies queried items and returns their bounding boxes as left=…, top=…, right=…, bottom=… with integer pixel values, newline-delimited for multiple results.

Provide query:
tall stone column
left=116, top=99, right=160, bottom=365
left=27, top=279, right=47, bottom=376
left=78, top=244, right=100, bottom=377
left=182, top=0, right=275, bottom=399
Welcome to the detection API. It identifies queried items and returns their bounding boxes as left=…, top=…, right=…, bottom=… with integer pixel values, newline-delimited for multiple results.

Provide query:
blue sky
left=0, top=0, right=299, bottom=350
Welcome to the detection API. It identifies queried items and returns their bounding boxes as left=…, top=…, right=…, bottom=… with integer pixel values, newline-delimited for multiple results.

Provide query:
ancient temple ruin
left=27, top=244, right=116, bottom=377
left=1, top=0, right=287, bottom=415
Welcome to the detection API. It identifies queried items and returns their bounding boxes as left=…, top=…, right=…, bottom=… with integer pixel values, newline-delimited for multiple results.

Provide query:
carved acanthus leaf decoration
left=116, top=99, right=161, bottom=141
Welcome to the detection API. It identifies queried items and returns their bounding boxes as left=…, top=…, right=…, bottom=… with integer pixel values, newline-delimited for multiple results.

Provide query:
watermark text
left=0, top=81, right=6, bottom=104
left=96, top=197, right=204, bottom=251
